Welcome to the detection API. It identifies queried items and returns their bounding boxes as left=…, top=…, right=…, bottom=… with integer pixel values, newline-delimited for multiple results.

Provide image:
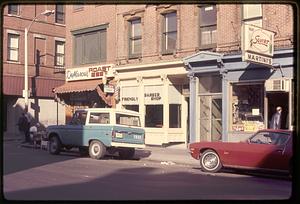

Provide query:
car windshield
left=116, top=113, right=141, bottom=127
left=249, top=131, right=290, bottom=146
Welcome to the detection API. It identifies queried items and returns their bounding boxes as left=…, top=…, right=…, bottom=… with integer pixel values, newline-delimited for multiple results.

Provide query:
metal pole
left=24, top=27, right=29, bottom=110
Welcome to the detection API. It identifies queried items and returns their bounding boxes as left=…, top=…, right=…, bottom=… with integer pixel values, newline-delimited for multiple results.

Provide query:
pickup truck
left=46, top=108, right=145, bottom=160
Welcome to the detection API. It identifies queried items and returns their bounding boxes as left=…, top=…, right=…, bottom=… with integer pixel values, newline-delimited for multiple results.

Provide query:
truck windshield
left=116, top=113, right=141, bottom=127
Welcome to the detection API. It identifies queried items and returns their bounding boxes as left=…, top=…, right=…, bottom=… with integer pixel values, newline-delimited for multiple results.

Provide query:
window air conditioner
left=265, top=79, right=289, bottom=92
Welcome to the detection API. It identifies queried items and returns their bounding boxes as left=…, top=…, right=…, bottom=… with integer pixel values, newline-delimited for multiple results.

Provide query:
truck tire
left=49, top=136, right=61, bottom=155
left=119, top=148, right=135, bottom=160
left=89, top=140, right=106, bottom=160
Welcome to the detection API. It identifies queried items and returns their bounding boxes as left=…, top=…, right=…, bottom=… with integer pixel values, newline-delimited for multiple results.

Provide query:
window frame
left=55, top=40, right=65, bottom=67
left=55, top=4, right=65, bottom=24
left=199, top=4, right=217, bottom=50
left=7, top=33, right=19, bottom=62
left=162, top=11, right=177, bottom=54
left=128, top=18, right=142, bottom=59
left=8, top=4, right=19, bottom=16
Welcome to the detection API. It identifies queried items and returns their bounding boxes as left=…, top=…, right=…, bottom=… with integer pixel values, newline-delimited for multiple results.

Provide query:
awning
left=54, top=79, right=102, bottom=94
left=3, top=75, right=64, bottom=97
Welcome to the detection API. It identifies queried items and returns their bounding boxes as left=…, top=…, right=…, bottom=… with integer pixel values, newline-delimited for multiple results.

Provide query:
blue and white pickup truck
left=46, top=108, right=145, bottom=160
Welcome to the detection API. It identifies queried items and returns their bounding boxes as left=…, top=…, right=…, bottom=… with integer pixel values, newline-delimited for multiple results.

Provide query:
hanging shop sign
left=66, top=64, right=115, bottom=81
left=104, top=84, right=115, bottom=93
left=241, top=24, right=275, bottom=67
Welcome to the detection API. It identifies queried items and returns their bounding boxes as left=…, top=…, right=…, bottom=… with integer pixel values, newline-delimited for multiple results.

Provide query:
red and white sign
left=66, top=64, right=114, bottom=81
left=242, top=24, right=275, bottom=66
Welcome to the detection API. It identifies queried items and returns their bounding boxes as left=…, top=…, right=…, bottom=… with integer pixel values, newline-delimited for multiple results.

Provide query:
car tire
left=49, top=136, right=61, bottom=155
left=200, top=149, right=222, bottom=173
left=119, top=148, right=135, bottom=160
left=89, top=140, right=106, bottom=160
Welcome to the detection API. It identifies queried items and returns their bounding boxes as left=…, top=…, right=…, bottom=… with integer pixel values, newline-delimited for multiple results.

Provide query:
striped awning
left=54, top=79, right=102, bottom=94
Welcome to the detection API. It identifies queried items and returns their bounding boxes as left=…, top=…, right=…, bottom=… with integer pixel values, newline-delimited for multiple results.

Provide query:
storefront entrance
left=267, top=92, right=289, bottom=129
left=200, top=95, right=222, bottom=141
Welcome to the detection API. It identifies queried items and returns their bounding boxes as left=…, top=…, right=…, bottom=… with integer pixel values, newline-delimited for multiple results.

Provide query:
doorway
left=199, top=95, right=222, bottom=141
left=267, top=92, right=289, bottom=129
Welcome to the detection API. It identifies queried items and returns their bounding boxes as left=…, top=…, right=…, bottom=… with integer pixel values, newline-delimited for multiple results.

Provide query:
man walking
left=270, top=106, right=282, bottom=129
left=17, top=112, right=31, bottom=143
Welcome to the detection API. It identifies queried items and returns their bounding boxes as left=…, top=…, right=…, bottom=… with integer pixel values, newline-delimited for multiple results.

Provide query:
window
left=162, top=12, right=177, bottom=53
left=73, top=28, right=107, bottom=65
left=55, top=41, right=65, bottom=67
left=70, top=111, right=87, bottom=125
left=199, top=5, right=217, bottom=49
left=8, top=5, right=19, bottom=15
left=128, top=18, right=142, bottom=58
left=242, top=4, right=262, bottom=27
left=123, top=105, right=139, bottom=112
left=249, top=131, right=290, bottom=146
left=7, top=33, right=19, bottom=61
left=55, top=4, right=65, bottom=24
left=169, top=104, right=181, bottom=128
left=89, top=113, right=110, bottom=124
left=231, top=83, right=265, bottom=132
left=145, top=105, right=163, bottom=128
left=116, top=113, right=141, bottom=127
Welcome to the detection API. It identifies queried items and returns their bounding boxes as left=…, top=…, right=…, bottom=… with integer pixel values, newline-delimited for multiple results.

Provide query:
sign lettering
left=66, top=64, right=114, bottom=81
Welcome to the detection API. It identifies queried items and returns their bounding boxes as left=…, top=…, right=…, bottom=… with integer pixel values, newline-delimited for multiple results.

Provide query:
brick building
left=2, top=4, right=66, bottom=139
left=57, top=4, right=294, bottom=145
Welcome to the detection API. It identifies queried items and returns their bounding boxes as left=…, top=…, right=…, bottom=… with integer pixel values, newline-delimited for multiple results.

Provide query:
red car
left=189, top=129, right=293, bottom=174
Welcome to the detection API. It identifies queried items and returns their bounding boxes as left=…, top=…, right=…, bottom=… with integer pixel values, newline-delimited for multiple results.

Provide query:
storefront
left=54, top=64, right=117, bottom=122
left=184, top=48, right=294, bottom=143
left=114, top=60, right=189, bottom=145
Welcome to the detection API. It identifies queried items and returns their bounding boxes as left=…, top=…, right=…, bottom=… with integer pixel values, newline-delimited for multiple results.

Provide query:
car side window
left=70, top=111, right=87, bottom=125
left=249, top=132, right=273, bottom=144
left=89, top=112, right=110, bottom=124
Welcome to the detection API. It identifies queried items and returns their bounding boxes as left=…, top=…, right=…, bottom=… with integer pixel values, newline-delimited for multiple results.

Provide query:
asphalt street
left=3, top=141, right=292, bottom=201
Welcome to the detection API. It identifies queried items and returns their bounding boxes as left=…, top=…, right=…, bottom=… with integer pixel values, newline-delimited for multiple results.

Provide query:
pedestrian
left=270, top=106, right=282, bottom=129
left=17, top=113, right=30, bottom=143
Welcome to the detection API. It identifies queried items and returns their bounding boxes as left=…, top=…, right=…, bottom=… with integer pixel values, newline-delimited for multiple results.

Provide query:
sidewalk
left=4, top=138, right=199, bottom=167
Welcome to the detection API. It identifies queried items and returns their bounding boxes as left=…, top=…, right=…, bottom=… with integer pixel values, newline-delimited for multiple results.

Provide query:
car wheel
left=49, top=136, right=61, bottom=155
left=200, top=150, right=222, bottom=173
left=79, top=147, right=89, bottom=157
left=89, top=140, right=106, bottom=160
left=119, top=148, right=135, bottom=160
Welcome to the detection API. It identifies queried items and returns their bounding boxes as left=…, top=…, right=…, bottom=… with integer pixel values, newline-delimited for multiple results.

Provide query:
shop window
left=128, top=18, right=142, bottom=58
left=169, top=104, right=181, bottom=128
left=8, top=4, right=19, bottom=15
left=242, top=4, right=262, bottom=27
left=162, top=12, right=177, bottom=54
left=123, top=105, right=139, bottom=112
left=231, top=83, right=264, bottom=132
left=145, top=105, right=163, bottom=128
left=73, top=26, right=107, bottom=65
left=55, top=40, right=65, bottom=67
left=199, top=75, right=222, bottom=94
left=7, top=33, right=19, bottom=61
left=199, top=5, right=217, bottom=49
left=55, top=4, right=65, bottom=24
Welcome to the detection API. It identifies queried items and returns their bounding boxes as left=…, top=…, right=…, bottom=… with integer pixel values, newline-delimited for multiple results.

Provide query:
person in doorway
left=270, top=106, right=282, bottom=129
left=17, top=112, right=31, bottom=143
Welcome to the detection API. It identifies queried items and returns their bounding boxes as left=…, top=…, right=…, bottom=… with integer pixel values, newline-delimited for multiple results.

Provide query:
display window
left=231, top=83, right=265, bottom=132
left=169, top=104, right=181, bottom=128
left=145, top=105, right=163, bottom=128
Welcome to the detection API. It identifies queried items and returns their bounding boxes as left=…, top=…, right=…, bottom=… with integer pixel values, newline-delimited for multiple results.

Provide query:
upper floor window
left=7, top=33, right=19, bottom=61
left=162, top=12, right=177, bottom=54
left=199, top=5, right=217, bottom=49
left=73, top=25, right=107, bottom=65
left=55, top=41, right=65, bottom=67
left=128, top=18, right=142, bottom=58
left=8, top=4, right=19, bottom=15
left=55, top=4, right=65, bottom=24
left=242, top=4, right=262, bottom=27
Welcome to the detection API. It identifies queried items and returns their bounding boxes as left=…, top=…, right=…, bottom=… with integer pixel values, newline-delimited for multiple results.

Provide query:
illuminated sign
left=242, top=24, right=275, bottom=67
left=66, top=64, right=114, bottom=81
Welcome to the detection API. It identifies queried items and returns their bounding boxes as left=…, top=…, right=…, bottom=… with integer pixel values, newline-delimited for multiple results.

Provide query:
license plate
left=116, top=132, right=123, bottom=138
left=133, top=135, right=142, bottom=140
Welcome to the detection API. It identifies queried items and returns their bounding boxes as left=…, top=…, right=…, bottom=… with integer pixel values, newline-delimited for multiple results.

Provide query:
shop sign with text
left=66, top=64, right=114, bottom=81
left=242, top=24, right=275, bottom=67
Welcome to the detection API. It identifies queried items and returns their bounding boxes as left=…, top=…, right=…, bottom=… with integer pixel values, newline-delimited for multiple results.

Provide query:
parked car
left=46, top=108, right=145, bottom=160
left=188, top=129, right=293, bottom=175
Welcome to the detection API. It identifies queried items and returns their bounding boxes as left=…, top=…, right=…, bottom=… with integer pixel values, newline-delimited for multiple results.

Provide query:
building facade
left=61, top=4, right=294, bottom=145
left=2, top=4, right=66, bottom=138
left=184, top=4, right=294, bottom=142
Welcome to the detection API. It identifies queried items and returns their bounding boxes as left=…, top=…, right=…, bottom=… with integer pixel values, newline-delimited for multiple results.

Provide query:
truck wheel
left=49, top=136, right=61, bottom=155
left=119, top=148, right=135, bottom=160
left=89, top=140, right=106, bottom=159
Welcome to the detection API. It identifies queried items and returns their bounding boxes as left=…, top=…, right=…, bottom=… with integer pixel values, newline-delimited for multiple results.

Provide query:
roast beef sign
left=242, top=24, right=275, bottom=67
left=66, top=64, right=114, bottom=81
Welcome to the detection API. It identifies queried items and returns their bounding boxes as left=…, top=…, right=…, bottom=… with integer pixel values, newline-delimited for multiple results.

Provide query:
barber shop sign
left=242, top=24, right=275, bottom=67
